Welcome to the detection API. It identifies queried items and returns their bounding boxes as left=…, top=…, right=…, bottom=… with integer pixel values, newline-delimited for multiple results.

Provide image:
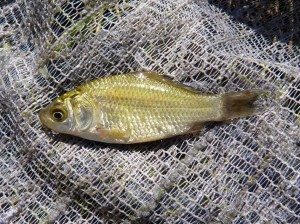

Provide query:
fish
left=39, top=71, right=265, bottom=144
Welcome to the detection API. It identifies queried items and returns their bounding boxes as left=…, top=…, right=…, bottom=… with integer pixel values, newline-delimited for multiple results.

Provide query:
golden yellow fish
left=39, top=71, right=264, bottom=144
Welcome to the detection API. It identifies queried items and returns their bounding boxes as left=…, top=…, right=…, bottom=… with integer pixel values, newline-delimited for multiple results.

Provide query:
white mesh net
left=0, top=0, right=299, bottom=223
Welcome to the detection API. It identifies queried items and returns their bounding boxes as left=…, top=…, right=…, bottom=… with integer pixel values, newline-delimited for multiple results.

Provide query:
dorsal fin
left=131, top=71, right=202, bottom=94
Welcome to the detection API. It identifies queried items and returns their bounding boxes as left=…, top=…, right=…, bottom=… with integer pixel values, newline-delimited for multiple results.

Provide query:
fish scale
left=39, top=71, right=265, bottom=144
left=94, top=77, right=217, bottom=140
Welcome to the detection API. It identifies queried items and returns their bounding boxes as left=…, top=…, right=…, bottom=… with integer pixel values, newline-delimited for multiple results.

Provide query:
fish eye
left=52, top=108, right=67, bottom=121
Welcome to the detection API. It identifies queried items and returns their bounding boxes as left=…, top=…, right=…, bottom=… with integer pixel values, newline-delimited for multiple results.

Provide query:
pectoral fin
left=96, top=126, right=131, bottom=143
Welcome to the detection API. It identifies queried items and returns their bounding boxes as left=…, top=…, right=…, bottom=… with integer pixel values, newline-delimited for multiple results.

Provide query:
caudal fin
left=221, top=90, right=267, bottom=120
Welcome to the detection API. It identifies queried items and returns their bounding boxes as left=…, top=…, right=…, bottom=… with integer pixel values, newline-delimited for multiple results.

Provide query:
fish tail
left=221, top=90, right=267, bottom=120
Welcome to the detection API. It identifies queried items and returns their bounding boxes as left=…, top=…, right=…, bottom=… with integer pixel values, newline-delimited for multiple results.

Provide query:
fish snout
left=38, top=108, right=51, bottom=129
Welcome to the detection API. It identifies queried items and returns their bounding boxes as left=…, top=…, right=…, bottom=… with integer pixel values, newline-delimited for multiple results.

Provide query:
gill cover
left=71, top=95, right=93, bottom=132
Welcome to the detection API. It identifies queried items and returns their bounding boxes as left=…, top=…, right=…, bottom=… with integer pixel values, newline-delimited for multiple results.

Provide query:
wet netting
left=0, top=0, right=299, bottom=223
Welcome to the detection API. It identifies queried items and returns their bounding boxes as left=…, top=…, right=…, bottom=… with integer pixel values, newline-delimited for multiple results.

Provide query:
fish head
left=39, top=90, right=94, bottom=135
